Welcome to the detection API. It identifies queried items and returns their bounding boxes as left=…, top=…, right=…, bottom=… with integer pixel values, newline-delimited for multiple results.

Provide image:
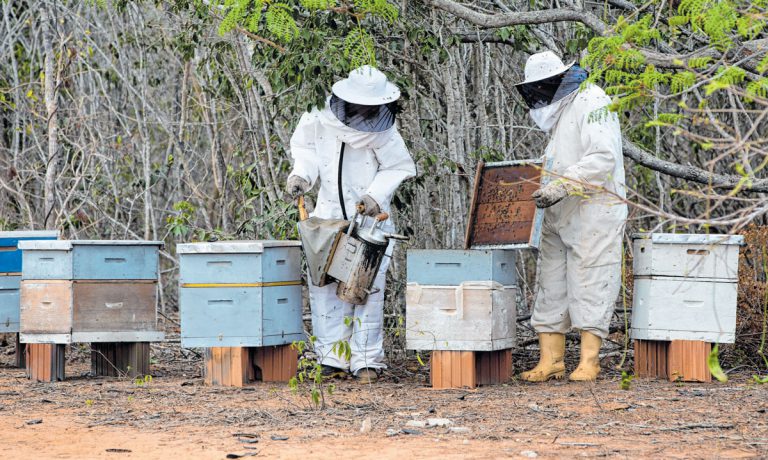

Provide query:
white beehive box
left=631, top=233, right=743, bottom=343
left=405, top=281, right=516, bottom=351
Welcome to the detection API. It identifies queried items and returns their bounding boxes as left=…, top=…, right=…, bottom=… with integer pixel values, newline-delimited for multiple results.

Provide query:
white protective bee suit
left=530, top=74, right=627, bottom=339
left=288, top=67, right=416, bottom=374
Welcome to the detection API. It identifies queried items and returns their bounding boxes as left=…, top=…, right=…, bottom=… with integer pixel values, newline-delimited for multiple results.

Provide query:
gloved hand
left=285, top=175, right=310, bottom=199
left=532, top=180, right=569, bottom=208
left=356, top=194, right=381, bottom=217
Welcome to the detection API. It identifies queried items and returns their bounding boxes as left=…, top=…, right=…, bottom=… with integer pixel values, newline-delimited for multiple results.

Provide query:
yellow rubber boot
left=569, top=331, right=602, bottom=381
left=520, top=333, right=566, bottom=382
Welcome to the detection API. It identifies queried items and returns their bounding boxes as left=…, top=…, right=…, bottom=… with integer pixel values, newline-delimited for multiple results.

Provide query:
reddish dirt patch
left=1, top=348, right=767, bottom=459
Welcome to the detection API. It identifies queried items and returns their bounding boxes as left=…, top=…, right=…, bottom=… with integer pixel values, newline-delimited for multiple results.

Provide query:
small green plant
left=289, top=338, right=338, bottom=410
left=134, top=375, right=153, bottom=387
left=85, top=399, right=94, bottom=407
left=166, top=201, right=196, bottom=238
left=619, top=371, right=634, bottom=390
left=707, top=344, right=728, bottom=383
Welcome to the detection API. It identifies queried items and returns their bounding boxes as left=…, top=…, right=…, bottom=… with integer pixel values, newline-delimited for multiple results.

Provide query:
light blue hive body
left=0, top=231, right=58, bottom=333
left=178, top=241, right=304, bottom=348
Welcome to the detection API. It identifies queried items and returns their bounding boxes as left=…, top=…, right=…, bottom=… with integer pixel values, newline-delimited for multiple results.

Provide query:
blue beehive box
left=407, top=249, right=516, bottom=286
left=178, top=241, right=304, bottom=348
left=18, top=240, right=163, bottom=344
left=0, top=231, right=58, bottom=333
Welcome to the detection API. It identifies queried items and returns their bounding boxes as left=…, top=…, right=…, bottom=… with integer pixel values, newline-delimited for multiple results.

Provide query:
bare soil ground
left=1, top=341, right=767, bottom=460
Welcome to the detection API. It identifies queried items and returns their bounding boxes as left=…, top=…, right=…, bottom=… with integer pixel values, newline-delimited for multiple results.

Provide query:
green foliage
left=344, top=28, right=376, bottom=68
left=705, top=66, right=746, bottom=95
left=299, top=0, right=336, bottom=10
left=353, top=0, right=399, bottom=23
left=708, top=344, right=728, bottom=382
left=746, top=78, right=768, bottom=100
left=218, top=0, right=262, bottom=35
left=289, top=340, right=336, bottom=410
left=134, top=375, right=153, bottom=387
left=619, top=371, right=634, bottom=390
left=670, top=71, right=696, bottom=93
left=266, top=3, right=299, bottom=41
left=166, top=200, right=196, bottom=238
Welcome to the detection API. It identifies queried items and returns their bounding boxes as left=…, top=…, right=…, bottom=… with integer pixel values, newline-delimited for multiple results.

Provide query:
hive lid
left=18, top=240, right=163, bottom=250
left=177, top=240, right=302, bottom=254
left=0, top=230, right=59, bottom=239
left=632, top=233, right=744, bottom=245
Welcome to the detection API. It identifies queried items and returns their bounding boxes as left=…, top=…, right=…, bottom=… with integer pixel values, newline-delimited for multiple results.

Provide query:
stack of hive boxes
left=19, top=240, right=164, bottom=382
left=178, top=241, right=304, bottom=386
left=0, top=231, right=58, bottom=367
left=631, top=233, right=743, bottom=382
left=406, top=250, right=517, bottom=388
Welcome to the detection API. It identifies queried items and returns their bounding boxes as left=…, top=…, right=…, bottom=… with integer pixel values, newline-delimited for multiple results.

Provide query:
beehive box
left=406, top=249, right=517, bottom=351
left=18, top=240, right=164, bottom=344
left=407, top=249, right=516, bottom=286
left=631, top=233, right=743, bottom=343
left=178, top=241, right=304, bottom=348
left=465, top=159, right=551, bottom=250
left=0, top=231, right=58, bottom=334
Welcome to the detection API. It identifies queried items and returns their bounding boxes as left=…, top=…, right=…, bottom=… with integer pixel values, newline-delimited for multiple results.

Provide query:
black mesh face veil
left=330, top=94, right=397, bottom=133
left=516, top=71, right=568, bottom=110
left=516, top=65, right=589, bottom=110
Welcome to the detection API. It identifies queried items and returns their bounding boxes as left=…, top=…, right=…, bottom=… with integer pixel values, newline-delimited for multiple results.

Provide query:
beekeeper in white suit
left=285, top=66, right=416, bottom=384
left=514, top=51, right=627, bottom=382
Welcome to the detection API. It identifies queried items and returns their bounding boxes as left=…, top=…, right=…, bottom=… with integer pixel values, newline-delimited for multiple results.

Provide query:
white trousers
left=531, top=199, right=624, bottom=339
left=308, top=249, right=391, bottom=375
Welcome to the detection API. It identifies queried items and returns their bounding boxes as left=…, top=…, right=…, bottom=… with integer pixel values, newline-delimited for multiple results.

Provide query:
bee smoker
left=325, top=211, right=408, bottom=305
left=296, top=197, right=408, bottom=305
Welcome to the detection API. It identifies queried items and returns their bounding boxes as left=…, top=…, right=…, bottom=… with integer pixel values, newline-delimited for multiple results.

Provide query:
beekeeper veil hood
left=515, top=52, right=588, bottom=109
left=515, top=52, right=588, bottom=131
left=330, top=65, right=400, bottom=133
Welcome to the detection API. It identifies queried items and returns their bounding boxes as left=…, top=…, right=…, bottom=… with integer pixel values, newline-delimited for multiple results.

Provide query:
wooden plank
left=280, top=345, right=296, bottom=381
left=431, top=351, right=441, bottom=389
left=500, top=349, right=512, bottom=381
left=490, top=351, right=500, bottom=383
left=72, top=281, right=157, bottom=332
left=42, top=343, right=51, bottom=382
left=668, top=340, right=711, bottom=382
left=211, top=347, right=223, bottom=385
left=20, top=280, right=73, bottom=334
left=440, top=349, right=453, bottom=388
left=204, top=348, right=213, bottom=385
left=450, top=351, right=462, bottom=388
left=460, top=351, right=476, bottom=389
left=464, top=161, right=485, bottom=249
left=26, top=343, right=65, bottom=382
left=266, top=346, right=276, bottom=381
left=220, top=347, right=232, bottom=386
left=231, top=347, right=241, bottom=385
left=466, top=162, right=543, bottom=248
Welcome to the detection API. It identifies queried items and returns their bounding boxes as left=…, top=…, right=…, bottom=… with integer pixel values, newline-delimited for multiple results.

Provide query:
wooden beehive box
left=178, top=241, right=304, bottom=348
left=465, top=159, right=550, bottom=250
left=0, top=231, right=58, bottom=334
left=18, top=240, right=164, bottom=344
left=405, top=249, right=517, bottom=352
left=631, top=233, right=743, bottom=343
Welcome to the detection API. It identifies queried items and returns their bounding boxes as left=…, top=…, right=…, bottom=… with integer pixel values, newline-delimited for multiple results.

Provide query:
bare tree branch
left=622, top=138, right=768, bottom=194
left=424, top=0, right=609, bottom=35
